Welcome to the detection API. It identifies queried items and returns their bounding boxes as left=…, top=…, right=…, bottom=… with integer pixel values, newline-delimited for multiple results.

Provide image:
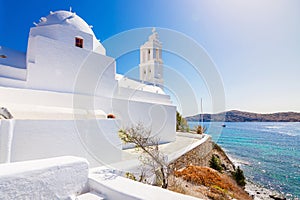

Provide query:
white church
left=0, top=10, right=176, bottom=167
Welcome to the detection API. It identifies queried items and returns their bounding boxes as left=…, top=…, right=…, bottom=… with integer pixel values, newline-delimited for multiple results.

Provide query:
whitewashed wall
left=104, top=98, right=176, bottom=143
left=0, top=86, right=176, bottom=143
left=74, top=94, right=176, bottom=143
left=0, top=119, right=121, bottom=167
left=26, top=35, right=116, bottom=95
left=117, top=86, right=171, bottom=105
left=0, top=156, right=89, bottom=199
left=28, top=24, right=105, bottom=54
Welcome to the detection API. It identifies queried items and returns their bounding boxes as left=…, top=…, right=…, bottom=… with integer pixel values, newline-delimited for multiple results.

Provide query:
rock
left=269, top=194, right=286, bottom=200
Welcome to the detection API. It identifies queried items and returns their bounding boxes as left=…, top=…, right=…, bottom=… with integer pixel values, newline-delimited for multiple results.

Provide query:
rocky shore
left=210, top=143, right=285, bottom=200
left=227, top=153, right=287, bottom=200
left=245, top=180, right=286, bottom=200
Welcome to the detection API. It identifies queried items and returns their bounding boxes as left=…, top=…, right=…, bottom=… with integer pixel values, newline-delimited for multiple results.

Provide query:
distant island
left=186, top=110, right=300, bottom=122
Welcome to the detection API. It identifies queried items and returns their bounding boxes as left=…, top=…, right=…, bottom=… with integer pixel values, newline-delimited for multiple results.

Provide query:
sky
left=1, top=0, right=300, bottom=115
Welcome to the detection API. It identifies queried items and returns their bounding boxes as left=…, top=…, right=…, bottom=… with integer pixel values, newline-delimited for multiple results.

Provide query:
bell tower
left=139, top=28, right=163, bottom=88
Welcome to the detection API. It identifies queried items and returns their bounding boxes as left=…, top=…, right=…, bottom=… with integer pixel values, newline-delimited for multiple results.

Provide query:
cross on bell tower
left=139, top=28, right=163, bottom=88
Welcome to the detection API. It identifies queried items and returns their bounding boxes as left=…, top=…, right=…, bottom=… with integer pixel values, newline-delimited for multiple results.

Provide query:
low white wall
left=0, top=119, right=122, bottom=167
left=88, top=168, right=200, bottom=200
left=0, top=156, right=89, bottom=200
left=94, top=96, right=176, bottom=143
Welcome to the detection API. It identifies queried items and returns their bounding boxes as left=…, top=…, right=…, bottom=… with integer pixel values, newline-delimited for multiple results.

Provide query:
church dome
left=37, top=10, right=95, bottom=36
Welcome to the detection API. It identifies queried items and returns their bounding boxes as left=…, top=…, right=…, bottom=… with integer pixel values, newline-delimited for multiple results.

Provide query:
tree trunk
left=160, top=167, right=168, bottom=189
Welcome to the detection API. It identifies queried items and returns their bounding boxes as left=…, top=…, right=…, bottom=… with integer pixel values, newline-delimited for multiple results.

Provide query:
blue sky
left=1, top=0, right=300, bottom=114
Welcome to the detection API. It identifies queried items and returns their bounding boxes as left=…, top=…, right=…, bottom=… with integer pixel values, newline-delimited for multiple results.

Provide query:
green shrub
left=233, top=166, right=246, bottom=187
left=125, top=172, right=137, bottom=181
left=176, top=111, right=182, bottom=131
left=209, top=155, right=222, bottom=172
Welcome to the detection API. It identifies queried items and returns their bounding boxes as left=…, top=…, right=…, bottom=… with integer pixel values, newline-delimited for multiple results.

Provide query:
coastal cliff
left=168, top=138, right=250, bottom=200
left=168, top=136, right=285, bottom=200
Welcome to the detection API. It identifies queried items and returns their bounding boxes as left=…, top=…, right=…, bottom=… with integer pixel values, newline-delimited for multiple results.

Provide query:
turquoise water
left=188, top=122, right=300, bottom=199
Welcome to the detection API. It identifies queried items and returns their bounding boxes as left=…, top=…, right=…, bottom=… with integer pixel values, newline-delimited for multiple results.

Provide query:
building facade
left=0, top=10, right=176, bottom=166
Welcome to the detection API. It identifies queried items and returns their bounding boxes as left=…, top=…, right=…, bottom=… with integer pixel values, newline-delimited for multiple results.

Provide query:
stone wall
left=169, top=136, right=213, bottom=171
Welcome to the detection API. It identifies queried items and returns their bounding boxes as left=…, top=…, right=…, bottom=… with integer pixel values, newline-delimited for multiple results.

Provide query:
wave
left=260, top=128, right=300, bottom=137
left=224, top=152, right=251, bottom=166
left=265, top=126, right=283, bottom=129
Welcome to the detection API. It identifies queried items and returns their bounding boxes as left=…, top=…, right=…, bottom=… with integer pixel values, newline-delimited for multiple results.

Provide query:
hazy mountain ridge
left=186, top=110, right=300, bottom=122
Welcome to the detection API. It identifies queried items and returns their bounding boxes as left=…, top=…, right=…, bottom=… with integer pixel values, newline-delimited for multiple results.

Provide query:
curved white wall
left=28, top=25, right=105, bottom=54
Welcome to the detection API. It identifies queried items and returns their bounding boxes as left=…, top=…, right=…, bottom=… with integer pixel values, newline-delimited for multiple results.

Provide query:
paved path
left=94, top=133, right=210, bottom=172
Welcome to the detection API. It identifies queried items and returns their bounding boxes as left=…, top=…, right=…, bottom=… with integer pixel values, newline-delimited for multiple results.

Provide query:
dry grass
left=168, top=175, right=210, bottom=200
left=172, top=165, right=251, bottom=200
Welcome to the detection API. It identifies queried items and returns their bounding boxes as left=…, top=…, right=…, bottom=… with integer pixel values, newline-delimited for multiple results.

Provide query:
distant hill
left=186, top=110, right=300, bottom=122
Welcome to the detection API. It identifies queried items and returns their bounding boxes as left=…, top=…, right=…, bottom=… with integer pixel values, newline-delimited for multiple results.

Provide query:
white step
left=0, top=76, right=26, bottom=88
left=0, top=64, right=27, bottom=81
left=76, top=191, right=105, bottom=200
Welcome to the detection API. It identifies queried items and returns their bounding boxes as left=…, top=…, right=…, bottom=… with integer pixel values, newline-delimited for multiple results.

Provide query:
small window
left=75, top=37, right=83, bottom=48
left=148, top=49, right=151, bottom=60
left=0, top=55, right=7, bottom=58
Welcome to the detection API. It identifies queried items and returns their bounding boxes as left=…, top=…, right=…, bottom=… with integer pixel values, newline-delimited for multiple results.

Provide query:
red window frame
left=75, top=37, right=83, bottom=48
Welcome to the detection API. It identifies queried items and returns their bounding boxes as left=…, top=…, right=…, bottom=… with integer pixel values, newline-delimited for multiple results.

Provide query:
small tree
left=194, top=125, right=207, bottom=134
left=119, top=123, right=169, bottom=188
left=176, top=111, right=189, bottom=132
left=209, top=155, right=222, bottom=172
left=233, top=166, right=246, bottom=187
left=176, top=111, right=182, bottom=131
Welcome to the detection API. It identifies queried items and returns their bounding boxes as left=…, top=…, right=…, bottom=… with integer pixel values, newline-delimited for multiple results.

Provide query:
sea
left=188, top=122, right=300, bottom=199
